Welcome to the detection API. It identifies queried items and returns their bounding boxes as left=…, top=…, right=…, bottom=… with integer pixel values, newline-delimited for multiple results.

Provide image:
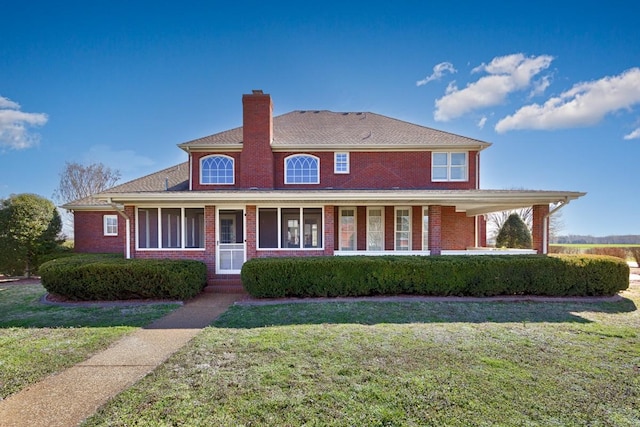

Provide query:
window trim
left=366, top=207, right=384, bottom=251
left=338, top=207, right=357, bottom=251
left=394, top=207, right=411, bottom=251
left=334, top=152, right=350, bottom=174
left=284, top=154, right=320, bottom=184
left=200, top=154, right=235, bottom=185
left=135, top=207, right=206, bottom=251
left=431, top=152, right=468, bottom=182
left=103, top=214, right=118, bottom=236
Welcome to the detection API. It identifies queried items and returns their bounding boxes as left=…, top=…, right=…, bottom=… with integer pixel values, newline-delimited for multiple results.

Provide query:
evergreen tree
left=495, top=213, right=532, bottom=249
left=0, top=194, right=62, bottom=277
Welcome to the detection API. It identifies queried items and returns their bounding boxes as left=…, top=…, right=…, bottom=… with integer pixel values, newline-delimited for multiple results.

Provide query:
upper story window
left=201, top=155, right=234, bottom=185
left=432, top=152, right=468, bottom=182
left=285, top=154, right=319, bottom=184
left=334, top=152, right=350, bottom=174
left=103, top=215, right=118, bottom=236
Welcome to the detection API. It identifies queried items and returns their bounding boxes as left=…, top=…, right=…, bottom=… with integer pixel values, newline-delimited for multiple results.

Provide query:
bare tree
left=54, top=162, right=121, bottom=203
left=53, top=162, right=121, bottom=238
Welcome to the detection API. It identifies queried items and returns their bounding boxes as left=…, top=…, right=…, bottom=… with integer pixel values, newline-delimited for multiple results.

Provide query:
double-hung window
left=201, top=155, right=234, bottom=185
left=103, top=215, right=118, bottom=236
left=432, top=152, right=468, bottom=182
left=285, top=154, right=319, bottom=184
left=395, top=208, right=411, bottom=251
left=334, top=152, right=350, bottom=174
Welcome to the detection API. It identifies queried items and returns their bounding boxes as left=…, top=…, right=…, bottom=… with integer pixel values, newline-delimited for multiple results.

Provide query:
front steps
left=204, top=275, right=246, bottom=294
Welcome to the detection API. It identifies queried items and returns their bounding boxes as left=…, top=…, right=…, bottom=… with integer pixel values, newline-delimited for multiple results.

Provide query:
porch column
left=245, top=205, right=257, bottom=260
left=124, top=205, right=135, bottom=259
left=324, top=205, right=335, bottom=255
left=532, top=204, right=550, bottom=254
left=428, top=205, right=442, bottom=255
left=204, top=205, right=216, bottom=284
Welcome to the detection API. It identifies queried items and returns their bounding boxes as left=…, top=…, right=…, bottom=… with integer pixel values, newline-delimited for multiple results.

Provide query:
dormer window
left=201, top=155, right=234, bottom=185
left=285, top=154, right=319, bottom=184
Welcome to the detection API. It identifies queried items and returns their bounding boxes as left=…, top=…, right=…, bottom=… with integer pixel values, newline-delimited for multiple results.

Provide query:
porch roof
left=95, top=188, right=585, bottom=217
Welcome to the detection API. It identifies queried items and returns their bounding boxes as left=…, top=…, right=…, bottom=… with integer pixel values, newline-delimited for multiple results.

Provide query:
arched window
left=200, top=155, right=234, bottom=184
left=285, top=154, right=319, bottom=184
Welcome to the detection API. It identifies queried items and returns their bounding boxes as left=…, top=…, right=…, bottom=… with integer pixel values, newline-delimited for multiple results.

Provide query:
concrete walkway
left=0, top=292, right=244, bottom=427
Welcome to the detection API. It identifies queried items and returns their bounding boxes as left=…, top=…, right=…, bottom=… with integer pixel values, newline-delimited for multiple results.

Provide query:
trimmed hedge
left=241, top=255, right=630, bottom=298
left=40, top=254, right=207, bottom=301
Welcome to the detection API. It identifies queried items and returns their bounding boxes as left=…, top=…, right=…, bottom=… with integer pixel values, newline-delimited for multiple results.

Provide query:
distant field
left=551, top=244, right=640, bottom=249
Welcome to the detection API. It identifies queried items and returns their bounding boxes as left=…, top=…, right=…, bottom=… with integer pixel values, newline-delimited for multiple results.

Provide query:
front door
left=217, top=209, right=245, bottom=274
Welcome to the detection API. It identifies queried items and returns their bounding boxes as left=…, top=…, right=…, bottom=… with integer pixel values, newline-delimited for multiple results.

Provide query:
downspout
left=542, top=198, right=571, bottom=255
left=108, top=198, right=131, bottom=259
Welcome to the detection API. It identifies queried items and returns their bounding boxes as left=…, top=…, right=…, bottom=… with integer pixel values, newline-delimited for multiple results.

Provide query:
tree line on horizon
left=554, top=235, right=640, bottom=245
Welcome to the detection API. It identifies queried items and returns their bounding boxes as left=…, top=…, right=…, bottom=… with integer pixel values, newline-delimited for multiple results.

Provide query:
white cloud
left=624, top=127, right=640, bottom=140
left=434, top=53, right=554, bottom=121
left=477, top=116, right=487, bottom=129
left=495, top=68, right=640, bottom=133
left=416, top=62, right=457, bottom=86
left=529, top=75, right=552, bottom=98
left=0, top=95, right=48, bottom=150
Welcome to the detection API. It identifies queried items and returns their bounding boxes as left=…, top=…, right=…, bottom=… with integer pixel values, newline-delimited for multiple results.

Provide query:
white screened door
left=217, top=209, right=245, bottom=274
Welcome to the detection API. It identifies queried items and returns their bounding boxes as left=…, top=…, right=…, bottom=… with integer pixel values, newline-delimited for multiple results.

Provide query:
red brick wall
left=441, top=206, right=475, bottom=250
left=269, top=151, right=478, bottom=190
left=73, top=211, right=125, bottom=254
left=356, top=206, right=367, bottom=250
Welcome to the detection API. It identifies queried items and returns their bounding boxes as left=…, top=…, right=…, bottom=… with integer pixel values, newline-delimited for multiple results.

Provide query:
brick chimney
left=240, top=90, right=274, bottom=188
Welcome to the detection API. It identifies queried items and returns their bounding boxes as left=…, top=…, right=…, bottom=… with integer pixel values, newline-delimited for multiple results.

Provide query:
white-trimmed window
left=103, top=215, right=118, bottom=236
left=201, top=155, right=234, bottom=184
left=367, top=207, right=384, bottom=251
left=285, top=154, right=319, bottom=184
left=257, top=207, right=323, bottom=249
left=334, top=152, right=350, bottom=174
left=339, top=207, right=356, bottom=251
left=422, top=207, right=429, bottom=250
left=137, top=207, right=205, bottom=250
left=432, top=152, right=468, bottom=182
left=395, top=207, right=411, bottom=251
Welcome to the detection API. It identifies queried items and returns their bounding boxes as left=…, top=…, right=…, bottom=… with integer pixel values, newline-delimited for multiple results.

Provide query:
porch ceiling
left=99, top=189, right=585, bottom=217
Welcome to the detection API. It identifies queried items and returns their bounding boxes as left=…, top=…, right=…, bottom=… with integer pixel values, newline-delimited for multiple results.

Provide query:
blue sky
left=1, top=1, right=639, bottom=237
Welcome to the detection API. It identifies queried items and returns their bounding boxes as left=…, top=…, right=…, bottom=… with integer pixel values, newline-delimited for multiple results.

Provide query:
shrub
left=628, top=247, right=640, bottom=266
left=241, top=255, right=629, bottom=298
left=496, top=213, right=532, bottom=249
left=40, top=255, right=207, bottom=300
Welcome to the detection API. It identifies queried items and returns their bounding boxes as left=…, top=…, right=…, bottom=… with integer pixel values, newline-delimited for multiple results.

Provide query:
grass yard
left=84, top=282, right=640, bottom=426
left=0, top=283, right=180, bottom=399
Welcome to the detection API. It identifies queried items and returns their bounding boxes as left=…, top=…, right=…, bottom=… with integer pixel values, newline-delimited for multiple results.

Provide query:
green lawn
left=0, top=283, right=180, bottom=399
left=84, top=286, right=640, bottom=426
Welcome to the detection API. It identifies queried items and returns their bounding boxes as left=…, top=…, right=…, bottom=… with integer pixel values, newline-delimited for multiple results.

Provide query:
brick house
left=64, top=90, right=585, bottom=291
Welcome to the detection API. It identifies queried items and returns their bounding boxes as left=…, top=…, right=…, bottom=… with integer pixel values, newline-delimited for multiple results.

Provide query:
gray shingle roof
left=179, top=111, right=490, bottom=149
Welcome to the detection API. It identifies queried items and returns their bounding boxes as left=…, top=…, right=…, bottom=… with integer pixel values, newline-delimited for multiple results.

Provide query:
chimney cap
left=252, top=89, right=264, bottom=95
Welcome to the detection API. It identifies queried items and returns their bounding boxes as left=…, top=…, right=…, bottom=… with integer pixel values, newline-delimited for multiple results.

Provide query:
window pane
left=303, top=208, right=322, bottom=248
left=282, top=208, right=300, bottom=248
left=185, top=208, right=204, bottom=248
left=340, top=209, right=356, bottom=251
left=138, top=208, right=159, bottom=248
left=450, top=166, right=466, bottom=180
left=451, top=153, right=466, bottom=165
left=258, top=208, right=278, bottom=248
left=432, top=166, right=448, bottom=181
left=202, top=156, right=234, bottom=184
left=161, top=208, right=182, bottom=248
left=433, top=153, right=448, bottom=166
left=286, top=155, right=319, bottom=184
left=423, top=210, right=429, bottom=250
left=395, top=209, right=410, bottom=251
left=367, top=208, right=383, bottom=251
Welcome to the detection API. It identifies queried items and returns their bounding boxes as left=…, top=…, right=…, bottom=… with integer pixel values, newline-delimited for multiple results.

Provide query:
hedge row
left=241, top=255, right=630, bottom=298
left=40, top=254, right=207, bottom=301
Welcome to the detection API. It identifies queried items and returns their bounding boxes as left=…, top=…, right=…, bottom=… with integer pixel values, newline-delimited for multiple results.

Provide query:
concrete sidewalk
left=0, top=292, right=244, bottom=427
